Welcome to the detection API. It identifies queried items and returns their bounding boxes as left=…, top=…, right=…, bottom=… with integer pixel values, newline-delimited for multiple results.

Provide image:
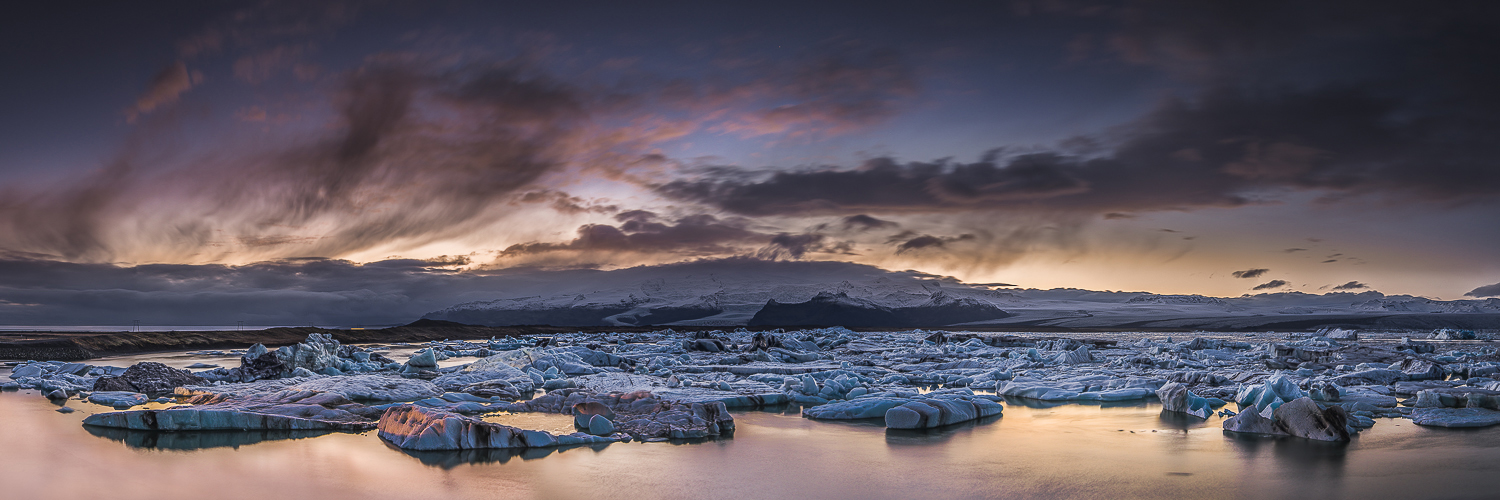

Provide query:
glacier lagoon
left=5, top=329, right=1500, bottom=499
left=4, top=384, right=1500, bottom=499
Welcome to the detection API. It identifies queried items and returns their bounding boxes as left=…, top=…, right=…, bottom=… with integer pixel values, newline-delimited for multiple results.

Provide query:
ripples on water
left=4, top=357, right=1500, bottom=499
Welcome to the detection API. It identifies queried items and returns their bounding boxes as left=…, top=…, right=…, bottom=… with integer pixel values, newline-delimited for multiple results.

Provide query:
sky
left=2, top=0, right=1499, bottom=319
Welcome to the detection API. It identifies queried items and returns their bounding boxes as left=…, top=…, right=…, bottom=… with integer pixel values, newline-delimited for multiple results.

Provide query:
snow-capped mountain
left=424, top=259, right=1011, bottom=327
left=421, top=259, right=1500, bottom=330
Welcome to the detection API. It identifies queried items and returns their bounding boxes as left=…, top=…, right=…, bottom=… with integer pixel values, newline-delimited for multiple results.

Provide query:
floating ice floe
left=885, top=392, right=1004, bottom=429
left=7, top=360, right=122, bottom=395
left=1156, top=382, right=1218, bottom=419
left=510, top=389, right=735, bottom=440
left=179, top=374, right=443, bottom=402
left=196, top=334, right=398, bottom=383
left=1222, top=397, right=1353, bottom=441
left=14, top=325, right=1498, bottom=457
left=86, top=391, right=149, bottom=408
left=377, top=405, right=623, bottom=451
left=83, top=391, right=382, bottom=431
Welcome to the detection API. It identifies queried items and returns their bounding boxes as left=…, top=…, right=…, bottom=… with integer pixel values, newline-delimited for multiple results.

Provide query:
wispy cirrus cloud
left=126, top=61, right=202, bottom=122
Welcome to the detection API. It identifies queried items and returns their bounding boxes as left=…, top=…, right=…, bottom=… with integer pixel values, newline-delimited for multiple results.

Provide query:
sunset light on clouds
left=2, top=0, right=1498, bottom=307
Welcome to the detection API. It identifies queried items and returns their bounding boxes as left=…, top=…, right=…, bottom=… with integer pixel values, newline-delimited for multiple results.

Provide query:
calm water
left=4, top=353, right=1500, bottom=499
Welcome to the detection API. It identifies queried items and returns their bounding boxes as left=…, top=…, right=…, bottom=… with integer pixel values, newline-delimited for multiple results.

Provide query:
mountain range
left=423, top=259, right=1500, bottom=331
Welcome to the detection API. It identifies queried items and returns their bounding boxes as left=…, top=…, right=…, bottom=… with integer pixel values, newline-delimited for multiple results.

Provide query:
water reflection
left=387, top=440, right=613, bottom=469
left=85, top=425, right=338, bottom=451
left=884, top=413, right=1004, bottom=445
left=1224, top=431, right=1349, bottom=487
left=1001, top=396, right=1151, bottom=410
left=1002, top=396, right=1071, bottom=409
left=1097, top=399, right=1152, bottom=409
left=1156, top=410, right=1214, bottom=432
left=6, top=387, right=1500, bottom=500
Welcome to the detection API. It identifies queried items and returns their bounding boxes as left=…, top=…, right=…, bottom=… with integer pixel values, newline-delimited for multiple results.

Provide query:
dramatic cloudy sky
left=2, top=0, right=1499, bottom=322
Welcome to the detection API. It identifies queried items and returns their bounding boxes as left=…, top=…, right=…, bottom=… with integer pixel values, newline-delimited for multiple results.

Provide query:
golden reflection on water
left=480, top=412, right=578, bottom=435
left=4, top=389, right=1500, bottom=500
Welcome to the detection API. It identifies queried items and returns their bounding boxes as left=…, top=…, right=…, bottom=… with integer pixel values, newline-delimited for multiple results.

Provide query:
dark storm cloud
left=891, top=233, right=977, bottom=255
left=0, top=58, right=598, bottom=261
left=658, top=151, right=1090, bottom=216
left=1252, top=279, right=1290, bottom=291
left=499, top=214, right=763, bottom=257
left=657, top=2, right=1500, bottom=218
left=659, top=82, right=1500, bottom=217
left=0, top=37, right=926, bottom=263
left=0, top=158, right=134, bottom=260
left=1331, top=281, right=1369, bottom=291
left=225, top=62, right=586, bottom=257
left=1231, top=268, right=1269, bottom=279
left=1466, top=283, right=1500, bottom=298
left=839, top=215, right=899, bottom=232
left=756, top=233, right=829, bottom=260
left=499, top=211, right=858, bottom=263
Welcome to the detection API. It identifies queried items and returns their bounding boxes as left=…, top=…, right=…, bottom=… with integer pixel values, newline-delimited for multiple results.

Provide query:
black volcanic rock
left=92, top=362, right=206, bottom=397
left=745, top=332, right=783, bottom=351
left=748, top=291, right=1011, bottom=327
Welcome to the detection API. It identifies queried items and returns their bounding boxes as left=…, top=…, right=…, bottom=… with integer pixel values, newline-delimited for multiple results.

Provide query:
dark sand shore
left=0, top=324, right=623, bottom=361
left=0, top=321, right=1196, bottom=362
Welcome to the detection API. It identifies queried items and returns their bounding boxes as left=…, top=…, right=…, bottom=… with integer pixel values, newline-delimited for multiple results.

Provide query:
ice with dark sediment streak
left=82, top=391, right=381, bottom=431
left=509, top=389, right=735, bottom=440
left=377, top=405, right=621, bottom=451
